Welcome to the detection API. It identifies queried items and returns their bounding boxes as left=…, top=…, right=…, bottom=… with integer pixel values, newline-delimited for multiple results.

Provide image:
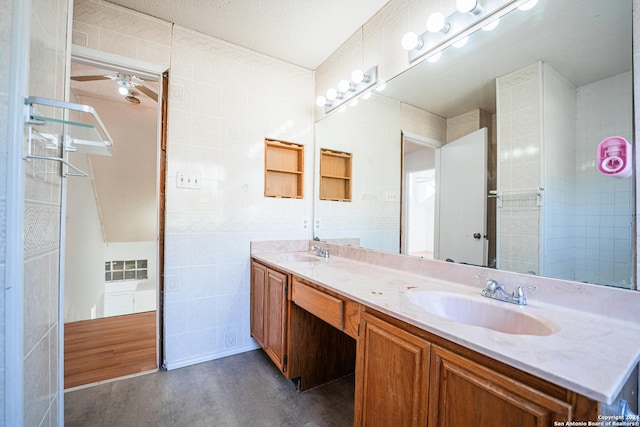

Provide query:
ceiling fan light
left=118, top=86, right=129, bottom=95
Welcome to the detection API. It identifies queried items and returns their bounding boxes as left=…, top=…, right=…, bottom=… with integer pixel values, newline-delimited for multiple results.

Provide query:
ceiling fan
left=70, top=72, right=158, bottom=102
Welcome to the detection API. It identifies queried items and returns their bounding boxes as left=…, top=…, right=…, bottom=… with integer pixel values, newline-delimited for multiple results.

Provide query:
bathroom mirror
left=313, top=0, right=634, bottom=289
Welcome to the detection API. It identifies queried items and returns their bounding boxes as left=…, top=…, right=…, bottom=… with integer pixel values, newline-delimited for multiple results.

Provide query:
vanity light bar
left=405, top=0, right=538, bottom=63
left=319, top=66, right=378, bottom=114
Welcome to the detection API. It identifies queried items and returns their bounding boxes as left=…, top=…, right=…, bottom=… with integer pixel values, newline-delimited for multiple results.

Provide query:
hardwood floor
left=64, top=311, right=157, bottom=389
left=64, top=349, right=355, bottom=426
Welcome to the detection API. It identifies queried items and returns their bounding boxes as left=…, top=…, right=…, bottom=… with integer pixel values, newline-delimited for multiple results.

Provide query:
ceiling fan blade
left=136, top=85, right=158, bottom=102
left=71, top=75, right=112, bottom=82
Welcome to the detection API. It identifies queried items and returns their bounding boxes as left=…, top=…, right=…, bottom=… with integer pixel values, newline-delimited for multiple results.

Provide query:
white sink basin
left=275, top=253, right=323, bottom=263
left=406, top=290, right=558, bottom=336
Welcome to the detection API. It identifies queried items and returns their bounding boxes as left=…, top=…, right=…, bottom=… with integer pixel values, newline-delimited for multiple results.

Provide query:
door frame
left=400, top=131, right=443, bottom=255
left=68, top=44, right=168, bottom=371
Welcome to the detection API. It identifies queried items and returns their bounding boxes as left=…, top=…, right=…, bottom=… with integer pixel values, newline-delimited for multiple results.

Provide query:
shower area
left=496, top=61, right=633, bottom=288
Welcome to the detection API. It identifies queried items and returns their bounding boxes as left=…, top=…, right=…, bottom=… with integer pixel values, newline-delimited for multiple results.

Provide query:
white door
left=435, top=128, right=487, bottom=265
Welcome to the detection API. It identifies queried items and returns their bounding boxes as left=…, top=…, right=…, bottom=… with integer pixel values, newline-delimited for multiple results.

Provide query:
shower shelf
left=25, top=96, right=113, bottom=158
left=24, top=96, right=114, bottom=177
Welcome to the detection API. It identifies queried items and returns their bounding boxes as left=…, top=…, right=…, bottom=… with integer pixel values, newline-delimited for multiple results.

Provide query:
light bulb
left=482, top=18, right=500, bottom=31
left=351, top=69, right=365, bottom=84
left=518, top=0, right=538, bottom=10
left=316, top=96, right=327, bottom=107
left=427, top=51, right=442, bottom=63
left=338, top=79, right=352, bottom=93
left=402, top=32, right=421, bottom=50
left=118, top=86, right=129, bottom=95
left=427, top=12, right=446, bottom=33
left=326, top=88, right=338, bottom=101
left=453, top=36, right=468, bottom=48
left=375, top=80, right=386, bottom=92
left=456, top=0, right=478, bottom=13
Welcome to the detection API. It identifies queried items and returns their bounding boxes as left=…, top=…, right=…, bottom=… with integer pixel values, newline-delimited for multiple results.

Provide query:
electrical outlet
left=385, top=191, right=399, bottom=201
left=176, top=172, right=201, bottom=189
left=224, top=331, right=237, bottom=348
left=314, top=218, right=322, bottom=230
left=302, top=218, right=309, bottom=229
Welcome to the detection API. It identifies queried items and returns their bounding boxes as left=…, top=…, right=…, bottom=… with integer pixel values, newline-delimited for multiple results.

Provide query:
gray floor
left=64, top=349, right=355, bottom=427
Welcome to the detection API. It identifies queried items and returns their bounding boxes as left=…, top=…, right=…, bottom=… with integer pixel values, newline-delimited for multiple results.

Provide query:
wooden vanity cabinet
left=250, top=260, right=356, bottom=390
left=428, top=346, right=572, bottom=426
left=355, top=312, right=430, bottom=427
left=250, top=260, right=288, bottom=373
left=355, top=309, right=598, bottom=427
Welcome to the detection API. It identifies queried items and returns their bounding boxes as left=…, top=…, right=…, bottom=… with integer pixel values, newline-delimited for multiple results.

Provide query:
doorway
left=401, top=134, right=440, bottom=257
left=401, top=130, right=489, bottom=266
left=63, top=50, right=166, bottom=388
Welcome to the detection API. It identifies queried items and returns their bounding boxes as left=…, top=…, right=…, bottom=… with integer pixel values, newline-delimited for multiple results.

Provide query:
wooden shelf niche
left=264, top=139, right=304, bottom=198
left=320, top=149, right=352, bottom=201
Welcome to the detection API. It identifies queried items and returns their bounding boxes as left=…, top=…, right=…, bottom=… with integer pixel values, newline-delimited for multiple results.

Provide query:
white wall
left=64, top=152, right=107, bottom=322
left=315, top=94, right=401, bottom=252
left=541, top=63, right=577, bottom=280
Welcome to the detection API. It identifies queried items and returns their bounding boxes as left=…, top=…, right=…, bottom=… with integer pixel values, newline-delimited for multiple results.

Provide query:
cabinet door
left=264, top=268, right=288, bottom=372
left=428, top=346, right=571, bottom=427
left=355, top=313, right=430, bottom=427
left=250, top=261, right=267, bottom=348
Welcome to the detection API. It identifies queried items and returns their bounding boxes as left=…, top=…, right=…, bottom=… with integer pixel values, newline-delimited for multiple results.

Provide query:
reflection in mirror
left=313, top=0, right=634, bottom=289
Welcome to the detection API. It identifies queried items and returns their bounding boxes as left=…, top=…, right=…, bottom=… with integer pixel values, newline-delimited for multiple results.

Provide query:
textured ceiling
left=106, top=0, right=391, bottom=70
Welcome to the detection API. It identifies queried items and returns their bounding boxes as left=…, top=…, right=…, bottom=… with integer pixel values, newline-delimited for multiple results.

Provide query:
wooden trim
left=64, top=311, right=157, bottom=389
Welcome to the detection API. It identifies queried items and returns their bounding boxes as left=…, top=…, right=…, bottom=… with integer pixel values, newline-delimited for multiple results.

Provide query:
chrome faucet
left=479, top=277, right=536, bottom=306
left=310, top=245, right=329, bottom=258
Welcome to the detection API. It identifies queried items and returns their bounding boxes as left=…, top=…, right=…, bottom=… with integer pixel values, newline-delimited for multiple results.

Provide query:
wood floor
left=64, top=311, right=157, bottom=389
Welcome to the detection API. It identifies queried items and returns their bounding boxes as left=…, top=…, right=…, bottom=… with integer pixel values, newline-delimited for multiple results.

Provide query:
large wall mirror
left=313, top=0, right=634, bottom=289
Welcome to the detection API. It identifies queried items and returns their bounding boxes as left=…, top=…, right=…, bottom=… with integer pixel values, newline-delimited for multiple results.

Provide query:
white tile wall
left=496, top=62, right=541, bottom=274
left=497, top=61, right=633, bottom=286
left=0, top=0, right=11, bottom=419
left=574, top=72, right=633, bottom=287
left=315, top=94, right=401, bottom=253
left=163, top=26, right=314, bottom=368
left=24, top=0, right=70, bottom=424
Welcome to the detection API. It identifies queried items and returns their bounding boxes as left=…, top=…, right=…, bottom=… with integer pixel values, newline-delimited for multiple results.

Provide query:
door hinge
left=283, top=354, right=287, bottom=372
left=284, top=283, right=288, bottom=297
left=357, top=323, right=360, bottom=336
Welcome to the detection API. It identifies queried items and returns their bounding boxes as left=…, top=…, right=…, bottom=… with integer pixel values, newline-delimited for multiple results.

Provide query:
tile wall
left=164, top=26, right=314, bottom=367
left=497, top=61, right=633, bottom=287
left=24, top=0, right=71, bottom=424
left=315, top=94, right=401, bottom=252
left=496, top=62, right=541, bottom=274
left=574, top=72, right=633, bottom=287
left=0, top=0, right=12, bottom=421
left=541, top=63, right=577, bottom=281
left=73, top=1, right=314, bottom=368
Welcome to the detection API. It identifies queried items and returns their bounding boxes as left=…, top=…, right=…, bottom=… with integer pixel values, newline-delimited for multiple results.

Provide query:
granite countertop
left=252, top=249, right=640, bottom=405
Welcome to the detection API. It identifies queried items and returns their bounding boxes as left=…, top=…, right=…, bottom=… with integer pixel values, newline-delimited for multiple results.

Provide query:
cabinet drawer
left=292, top=278, right=344, bottom=330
